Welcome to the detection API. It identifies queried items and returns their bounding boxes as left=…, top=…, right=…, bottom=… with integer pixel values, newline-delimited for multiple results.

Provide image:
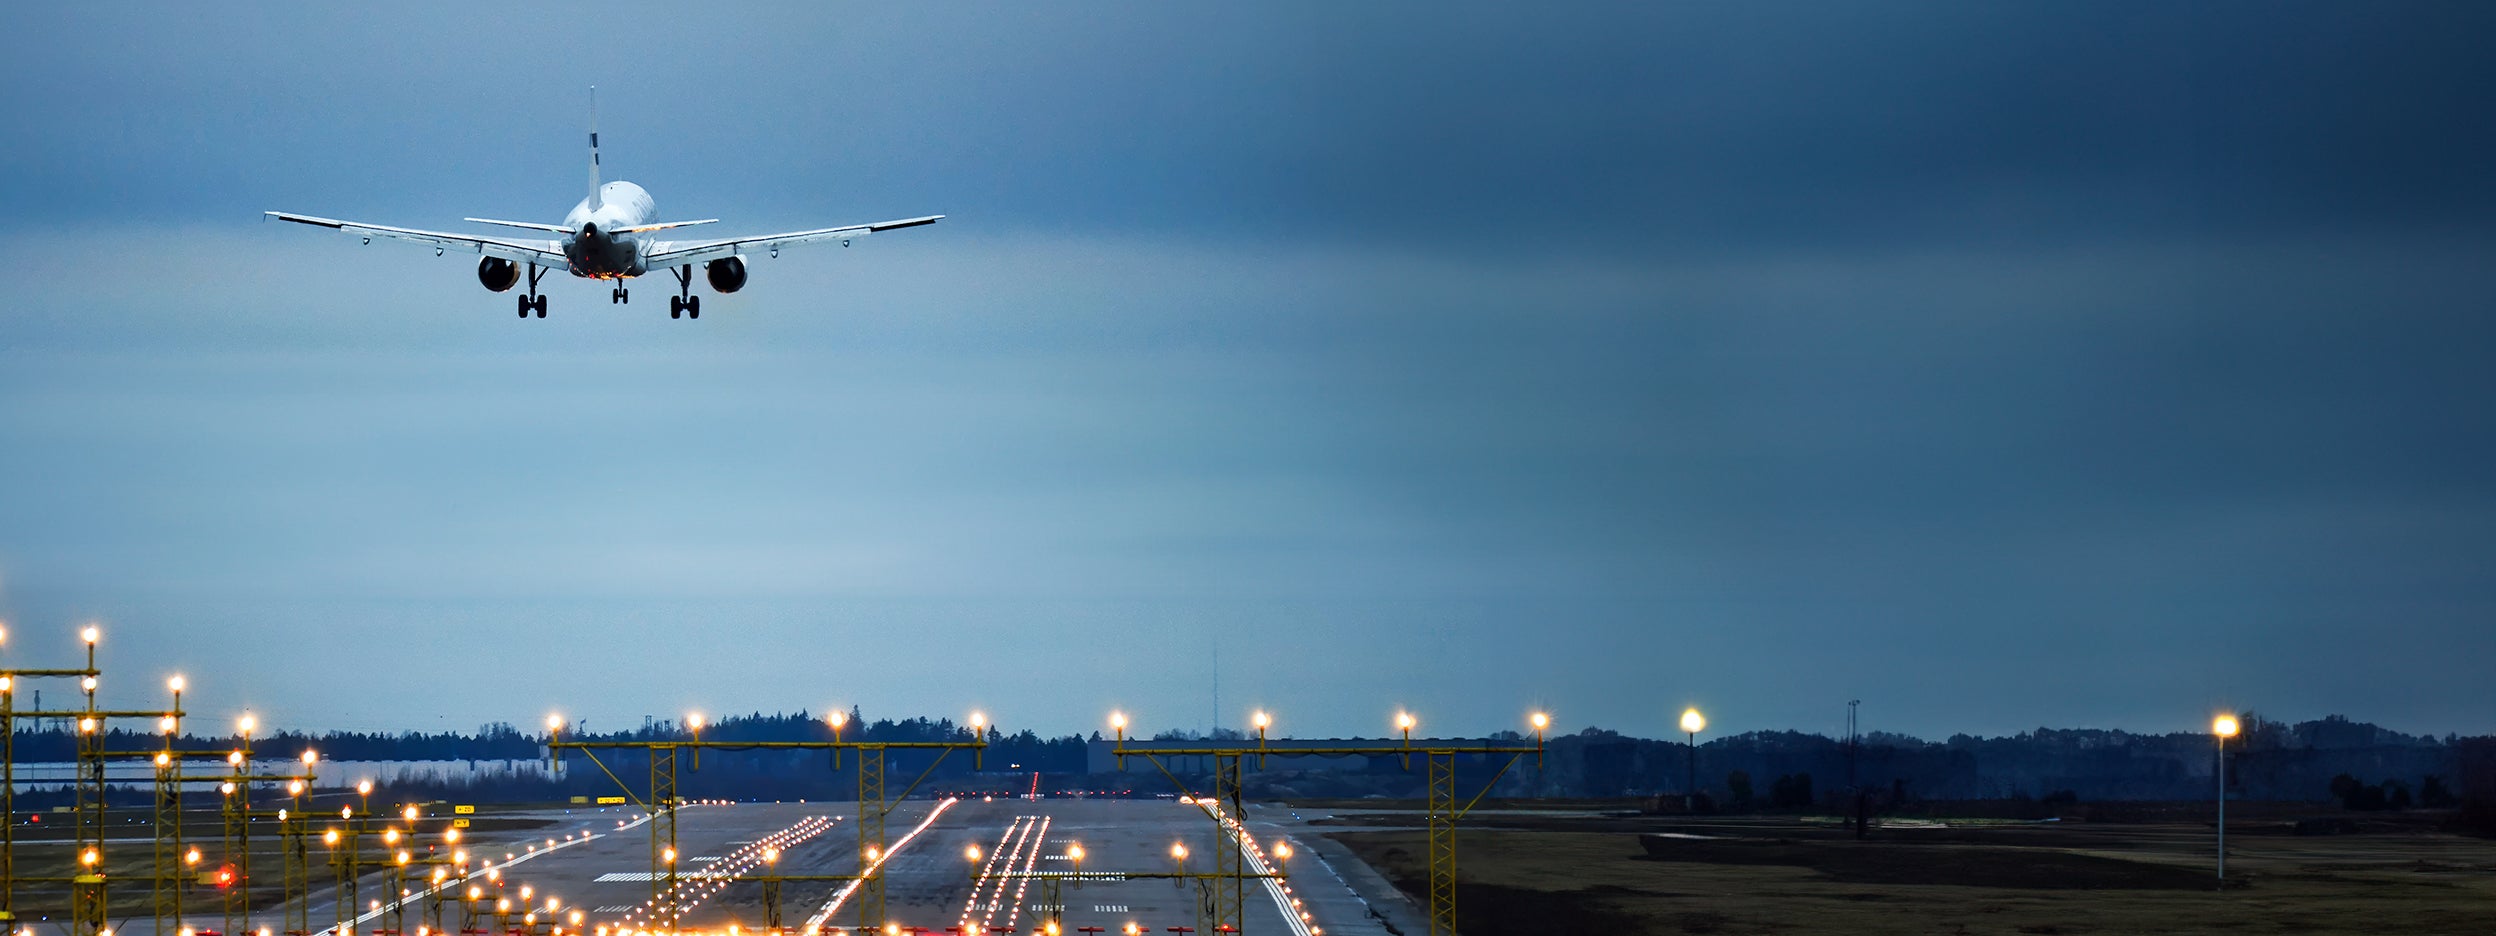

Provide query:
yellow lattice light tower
left=1110, top=708, right=1546, bottom=936
left=548, top=707, right=987, bottom=934
left=0, top=626, right=134, bottom=936
left=93, top=682, right=319, bottom=936
left=150, top=678, right=187, bottom=936
left=0, top=626, right=276, bottom=936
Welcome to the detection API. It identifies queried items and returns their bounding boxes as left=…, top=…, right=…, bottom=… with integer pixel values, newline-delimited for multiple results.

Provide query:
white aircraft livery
left=267, top=90, right=940, bottom=319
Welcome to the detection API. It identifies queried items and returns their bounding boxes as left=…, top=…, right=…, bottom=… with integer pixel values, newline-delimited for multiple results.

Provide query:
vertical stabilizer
left=587, top=86, right=604, bottom=210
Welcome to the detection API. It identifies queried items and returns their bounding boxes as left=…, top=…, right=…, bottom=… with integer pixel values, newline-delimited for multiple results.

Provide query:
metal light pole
left=1847, top=700, right=1860, bottom=790
left=1679, top=708, right=1706, bottom=806
left=2212, top=713, right=2239, bottom=886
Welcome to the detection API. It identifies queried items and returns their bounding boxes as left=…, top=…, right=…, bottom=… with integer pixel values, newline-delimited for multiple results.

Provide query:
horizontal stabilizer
left=615, top=219, right=720, bottom=234
left=464, top=217, right=574, bottom=233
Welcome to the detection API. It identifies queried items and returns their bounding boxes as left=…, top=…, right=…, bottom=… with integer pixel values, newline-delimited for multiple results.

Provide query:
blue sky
left=1, top=3, right=2491, bottom=741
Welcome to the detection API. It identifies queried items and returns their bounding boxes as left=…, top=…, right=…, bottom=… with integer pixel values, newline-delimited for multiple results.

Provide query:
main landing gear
left=668, top=264, right=701, bottom=319
left=516, top=263, right=549, bottom=318
left=610, top=284, right=630, bottom=304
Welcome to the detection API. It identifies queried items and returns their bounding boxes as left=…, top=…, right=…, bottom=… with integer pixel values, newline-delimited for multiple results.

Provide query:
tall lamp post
left=1678, top=708, right=1706, bottom=806
left=1846, top=700, right=1860, bottom=790
left=2212, top=713, right=2239, bottom=886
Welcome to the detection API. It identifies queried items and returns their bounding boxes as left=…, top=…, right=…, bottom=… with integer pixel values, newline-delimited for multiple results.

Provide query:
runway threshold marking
left=1001, top=815, right=1052, bottom=932
left=962, top=814, right=1050, bottom=933
left=962, top=815, right=1035, bottom=925
left=614, top=813, right=840, bottom=931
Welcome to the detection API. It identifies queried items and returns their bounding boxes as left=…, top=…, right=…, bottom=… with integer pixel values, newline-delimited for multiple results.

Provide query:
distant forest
left=9, top=710, right=2490, bottom=821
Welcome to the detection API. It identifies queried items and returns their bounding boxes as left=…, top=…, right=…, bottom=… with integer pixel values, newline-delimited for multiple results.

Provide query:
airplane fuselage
left=559, top=180, right=657, bottom=278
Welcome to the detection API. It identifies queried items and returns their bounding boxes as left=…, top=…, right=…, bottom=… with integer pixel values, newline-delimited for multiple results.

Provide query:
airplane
left=266, top=90, right=940, bottom=320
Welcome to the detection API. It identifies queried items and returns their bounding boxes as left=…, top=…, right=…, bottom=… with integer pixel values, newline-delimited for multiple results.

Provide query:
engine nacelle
left=477, top=257, right=520, bottom=292
left=706, top=256, right=748, bottom=294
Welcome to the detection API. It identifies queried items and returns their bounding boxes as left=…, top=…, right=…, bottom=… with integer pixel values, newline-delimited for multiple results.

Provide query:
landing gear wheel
left=670, top=264, right=698, bottom=320
left=533, top=295, right=548, bottom=318
left=518, top=294, right=530, bottom=317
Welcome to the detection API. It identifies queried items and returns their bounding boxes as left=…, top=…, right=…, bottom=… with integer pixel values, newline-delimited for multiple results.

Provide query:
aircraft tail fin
left=587, top=86, right=604, bottom=210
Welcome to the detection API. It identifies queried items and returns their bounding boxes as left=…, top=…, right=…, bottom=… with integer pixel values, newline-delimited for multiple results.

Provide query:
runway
left=318, top=797, right=1400, bottom=936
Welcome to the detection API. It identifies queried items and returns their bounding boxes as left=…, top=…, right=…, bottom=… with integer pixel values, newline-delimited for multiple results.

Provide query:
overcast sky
left=0, top=3, right=2490, bottom=742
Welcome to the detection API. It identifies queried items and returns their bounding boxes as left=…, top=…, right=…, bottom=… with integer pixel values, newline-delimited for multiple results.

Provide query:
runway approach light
left=970, top=712, right=986, bottom=731
left=1680, top=708, right=1707, bottom=734
left=303, top=750, right=319, bottom=765
left=2213, top=714, right=2241, bottom=738
left=964, top=844, right=982, bottom=863
left=1531, top=712, right=1550, bottom=731
left=829, top=710, right=847, bottom=730
left=1253, top=710, right=1270, bottom=730
left=83, top=625, right=100, bottom=644
left=548, top=713, right=564, bottom=732
left=686, top=712, right=704, bottom=731
left=169, top=675, right=186, bottom=693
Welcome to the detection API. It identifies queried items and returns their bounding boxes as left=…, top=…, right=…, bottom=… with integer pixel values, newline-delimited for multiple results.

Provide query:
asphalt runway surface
left=298, top=798, right=1403, bottom=936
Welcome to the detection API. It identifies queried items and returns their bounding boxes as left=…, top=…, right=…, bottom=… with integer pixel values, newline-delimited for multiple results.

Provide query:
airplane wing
left=641, top=215, right=943, bottom=268
left=265, top=211, right=570, bottom=269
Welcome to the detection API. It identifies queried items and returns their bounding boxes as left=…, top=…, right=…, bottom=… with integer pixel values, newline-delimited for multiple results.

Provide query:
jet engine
left=706, top=256, right=747, bottom=293
left=477, top=257, right=520, bottom=292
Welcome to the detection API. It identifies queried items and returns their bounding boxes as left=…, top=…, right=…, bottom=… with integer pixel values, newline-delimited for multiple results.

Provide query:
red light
left=216, top=865, right=238, bottom=887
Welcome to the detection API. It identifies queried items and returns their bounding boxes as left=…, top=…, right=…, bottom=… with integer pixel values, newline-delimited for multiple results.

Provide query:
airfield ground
left=10, top=798, right=2490, bottom=936
left=1315, top=806, right=2496, bottom=935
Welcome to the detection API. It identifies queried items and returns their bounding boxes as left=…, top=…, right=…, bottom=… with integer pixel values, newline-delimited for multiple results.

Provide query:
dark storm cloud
left=0, top=4, right=2489, bottom=739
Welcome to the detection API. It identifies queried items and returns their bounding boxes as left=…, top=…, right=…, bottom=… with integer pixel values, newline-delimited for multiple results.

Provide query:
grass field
left=1329, top=811, right=2496, bottom=935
